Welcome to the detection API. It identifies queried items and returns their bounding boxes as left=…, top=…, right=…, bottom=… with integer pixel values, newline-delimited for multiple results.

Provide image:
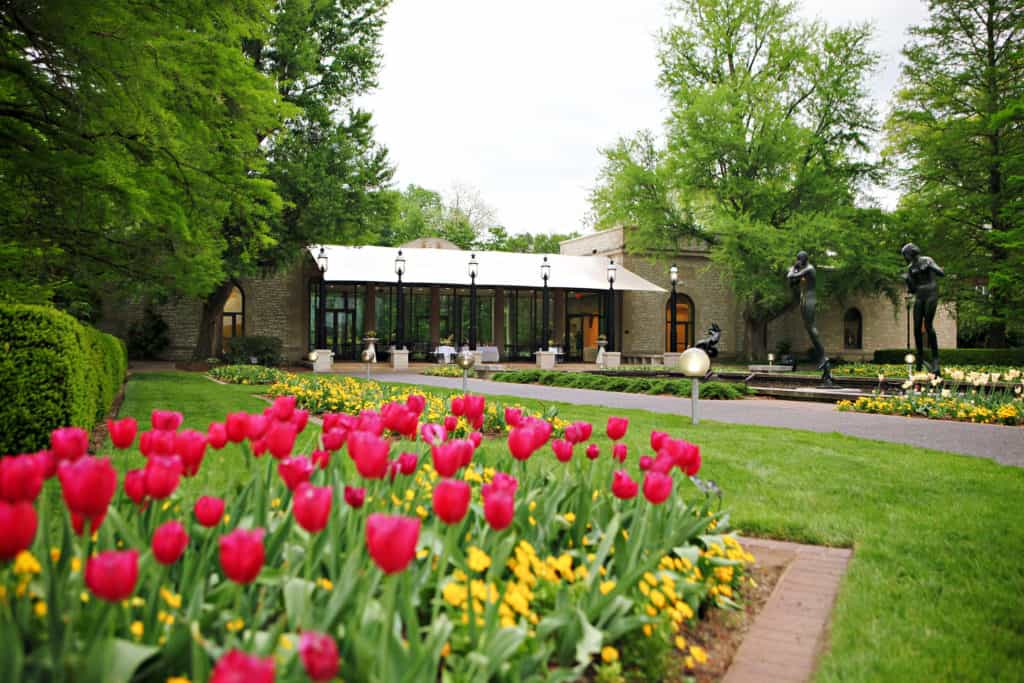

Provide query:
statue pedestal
left=535, top=351, right=556, bottom=370
left=663, top=352, right=682, bottom=369
left=603, top=352, right=621, bottom=369
left=312, top=349, right=333, bottom=373
left=390, top=349, right=409, bottom=371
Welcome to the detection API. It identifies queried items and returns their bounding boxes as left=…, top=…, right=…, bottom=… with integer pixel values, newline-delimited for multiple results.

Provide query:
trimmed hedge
left=0, top=304, right=127, bottom=454
left=225, top=335, right=282, bottom=366
left=490, top=369, right=751, bottom=400
left=873, top=347, right=1024, bottom=366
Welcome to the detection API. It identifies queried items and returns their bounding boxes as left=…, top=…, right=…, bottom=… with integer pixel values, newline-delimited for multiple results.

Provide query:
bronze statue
left=901, top=243, right=945, bottom=372
left=695, top=323, right=721, bottom=357
left=787, top=251, right=832, bottom=385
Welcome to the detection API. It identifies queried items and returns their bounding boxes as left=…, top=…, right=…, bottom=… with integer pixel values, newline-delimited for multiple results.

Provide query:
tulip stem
left=430, top=523, right=457, bottom=623
left=380, top=574, right=399, bottom=683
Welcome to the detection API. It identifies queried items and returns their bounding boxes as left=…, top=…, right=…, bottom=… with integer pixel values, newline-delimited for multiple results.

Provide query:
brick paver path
left=370, top=371, right=1024, bottom=466
left=725, top=538, right=852, bottom=683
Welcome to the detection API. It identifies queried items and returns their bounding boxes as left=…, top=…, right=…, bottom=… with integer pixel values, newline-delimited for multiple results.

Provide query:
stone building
left=100, top=229, right=956, bottom=364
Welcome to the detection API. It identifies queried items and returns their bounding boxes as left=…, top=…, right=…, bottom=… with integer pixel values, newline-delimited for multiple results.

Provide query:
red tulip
left=265, top=422, right=297, bottom=460
left=36, top=449, right=57, bottom=479
left=585, top=443, right=600, bottom=460
left=356, top=410, right=384, bottom=436
left=219, top=528, right=265, bottom=584
left=431, top=442, right=462, bottom=478
left=291, top=409, right=310, bottom=434
left=293, top=483, right=332, bottom=533
left=58, top=456, right=117, bottom=535
left=139, top=429, right=175, bottom=458
left=144, top=455, right=183, bottom=500
left=207, top=422, right=228, bottom=449
left=651, top=452, right=675, bottom=474
left=152, top=521, right=189, bottom=565
left=642, top=471, right=673, bottom=504
left=299, top=631, right=339, bottom=682
left=574, top=421, right=593, bottom=442
left=124, top=469, right=147, bottom=506
left=106, top=417, right=138, bottom=449
left=421, top=423, right=447, bottom=446
left=450, top=396, right=465, bottom=417
left=321, top=412, right=351, bottom=432
left=271, top=395, right=296, bottom=422
left=225, top=412, right=250, bottom=443
left=0, top=454, right=43, bottom=502
left=251, top=437, right=268, bottom=458
left=382, top=402, right=419, bottom=438
left=612, top=443, right=627, bottom=463
left=210, top=650, right=275, bottom=683
left=606, top=416, right=628, bottom=441
left=464, top=395, right=485, bottom=421
left=0, top=500, right=37, bottom=560
left=311, top=449, right=330, bottom=470
left=347, top=431, right=390, bottom=479
left=344, top=485, right=365, bottom=508
left=51, top=427, right=88, bottom=462
left=507, top=427, right=536, bottom=461
left=611, top=470, right=638, bottom=500
left=432, top=479, right=471, bottom=525
left=504, top=407, right=523, bottom=427
left=365, top=513, right=420, bottom=574
left=551, top=439, right=573, bottom=463
left=443, top=415, right=458, bottom=433
left=174, top=429, right=207, bottom=477
left=406, top=394, right=426, bottom=416
left=322, top=427, right=347, bottom=452
left=488, top=472, right=519, bottom=495
left=247, top=414, right=270, bottom=441
left=194, top=496, right=225, bottom=527
left=469, top=431, right=483, bottom=449
left=650, top=431, right=669, bottom=452
left=638, top=455, right=654, bottom=471
left=528, top=418, right=553, bottom=449
left=278, top=456, right=314, bottom=491
left=563, top=423, right=582, bottom=444
left=397, top=452, right=418, bottom=475
left=151, top=410, right=183, bottom=432
left=85, top=550, right=139, bottom=602
left=482, top=488, right=514, bottom=531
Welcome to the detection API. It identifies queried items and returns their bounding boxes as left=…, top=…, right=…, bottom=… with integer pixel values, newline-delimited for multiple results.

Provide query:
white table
left=478, top=346, right=500, bottom=363
left=433, top=345, right=457, bottom=363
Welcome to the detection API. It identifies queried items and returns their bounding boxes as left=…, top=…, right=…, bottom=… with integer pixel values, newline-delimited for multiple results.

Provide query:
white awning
left=307, top=245, right=665, bottom=292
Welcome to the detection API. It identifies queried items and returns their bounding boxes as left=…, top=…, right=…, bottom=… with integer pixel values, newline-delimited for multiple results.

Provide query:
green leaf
left=283, top=577, right=315, bottom=630
left=573, top=609, right=603, bottom=669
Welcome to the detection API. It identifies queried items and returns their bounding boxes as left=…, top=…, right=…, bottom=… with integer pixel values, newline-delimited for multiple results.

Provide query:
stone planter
left=535, top=350, right=556, bottom=370
left=362, top=337, right=378, bottom=363
left=603, top=352, right=621, bottom=369
left=390, top=349, right=409, bottom=371
left=312, top=349, right=334, bottom=373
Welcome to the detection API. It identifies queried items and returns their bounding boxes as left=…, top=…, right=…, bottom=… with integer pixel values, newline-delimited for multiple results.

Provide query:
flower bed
left=492, top=370, right=752, bottom=399
left=421, top=365, right=478, bottom=378
left=1, top=392, right=753, bottom=681
left=838, top=383, right=1024, bottom=426
left=209, top=364, right=288, bottom=385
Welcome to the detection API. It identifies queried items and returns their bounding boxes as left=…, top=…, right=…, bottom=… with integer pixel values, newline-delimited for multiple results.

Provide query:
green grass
left=116, top=371, right=1024, bottom=682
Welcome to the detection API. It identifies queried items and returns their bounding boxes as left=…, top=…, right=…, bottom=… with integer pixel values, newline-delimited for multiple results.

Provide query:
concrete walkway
left=364, top=372, right=1024, bottom=467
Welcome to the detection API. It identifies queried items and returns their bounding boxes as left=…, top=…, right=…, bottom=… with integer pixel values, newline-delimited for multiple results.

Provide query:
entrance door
left=328, top=305, right=358, bottom=360
left=566, top=314, right=600, bottom=362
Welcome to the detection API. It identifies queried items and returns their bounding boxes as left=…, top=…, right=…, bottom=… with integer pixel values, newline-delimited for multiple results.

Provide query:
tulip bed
left=0, top=384, right=752, bottom=682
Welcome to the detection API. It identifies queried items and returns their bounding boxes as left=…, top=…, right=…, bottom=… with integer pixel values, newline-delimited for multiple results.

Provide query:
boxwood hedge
left=873, top=347, right=1024, bottom=365
left=490, top=369, right=750, bottom=400
left=0, top=304, right=127, bottom=454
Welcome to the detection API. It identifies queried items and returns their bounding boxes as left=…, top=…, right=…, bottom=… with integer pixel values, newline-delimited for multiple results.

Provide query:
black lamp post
left=541, top=256, right=551, bottom=349
left=669, top=264, right=679, bottom=352
left=395, top=250, right=406, bottom=350
left=606, top=258, right=617, bottom=352
left=316, top=247, right=328, bottom=349
left=468, top=253, right=479, bottom=348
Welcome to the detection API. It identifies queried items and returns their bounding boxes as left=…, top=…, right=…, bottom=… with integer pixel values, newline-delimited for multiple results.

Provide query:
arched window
left=222, top=285, right=244, bottom=351
left=843, top=308, right=862, bottom=349
left=665, top=295, right=695, bottom=352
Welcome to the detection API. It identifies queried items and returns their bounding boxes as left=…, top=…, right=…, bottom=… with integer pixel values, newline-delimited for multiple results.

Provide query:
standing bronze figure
left=901, top=243, right=944, bottom=372
left=787, top=251, right=832, bottom=385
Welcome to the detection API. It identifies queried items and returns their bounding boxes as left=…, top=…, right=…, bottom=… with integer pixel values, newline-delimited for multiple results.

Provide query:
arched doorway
left=665, top=295, right=695, bottom=352
left=843, top=308, right=863, bottom=349
left=222, top=285, right=244, bottom=351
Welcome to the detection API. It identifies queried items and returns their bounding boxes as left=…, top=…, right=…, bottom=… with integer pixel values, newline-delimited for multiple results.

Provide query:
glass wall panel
left=664, top=295, right=694, bottom=352
left=565, top=291, right=603, bottom=361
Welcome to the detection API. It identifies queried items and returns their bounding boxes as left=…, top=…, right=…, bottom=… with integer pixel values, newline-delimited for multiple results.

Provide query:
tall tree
left=0, top=0, right=287, bottom=310
left=887, top=0, right=1024, bottom=345
left=192, top=0, right=394, bottom=357
left=591, top=0, right=895, bottom=358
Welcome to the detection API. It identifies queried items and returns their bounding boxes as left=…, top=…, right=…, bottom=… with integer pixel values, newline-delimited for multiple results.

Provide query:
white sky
left=360, top=0, right=929, bottom=236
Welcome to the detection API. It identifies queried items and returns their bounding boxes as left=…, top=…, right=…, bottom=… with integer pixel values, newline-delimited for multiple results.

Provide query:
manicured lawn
left=118, top=371, right=1024, bottom=682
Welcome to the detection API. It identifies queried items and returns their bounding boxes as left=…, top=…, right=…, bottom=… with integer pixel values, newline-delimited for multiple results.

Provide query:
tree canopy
left=591, top=0, right=900, bottom=357
left=887, top=0, right=1024, bottom=345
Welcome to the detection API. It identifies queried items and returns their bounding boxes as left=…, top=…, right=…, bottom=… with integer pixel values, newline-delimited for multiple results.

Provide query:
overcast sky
left=360, top=0, right=930, bottom=237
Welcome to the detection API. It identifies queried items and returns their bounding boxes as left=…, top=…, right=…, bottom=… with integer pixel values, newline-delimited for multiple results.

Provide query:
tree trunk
left=192, top=280, right=235, bottom=360
left=742, top=315, right=768, bottom=361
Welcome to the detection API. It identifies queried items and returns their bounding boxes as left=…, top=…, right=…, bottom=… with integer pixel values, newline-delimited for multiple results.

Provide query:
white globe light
left=457, top=349, right=476, bottom=370
left=361, top=349, right=373, bottom=363
left=307, top=351, right=319, bottom=362
left=679, top=347, right=711, bottom=377
left=904, top=353, right=916, bottom=365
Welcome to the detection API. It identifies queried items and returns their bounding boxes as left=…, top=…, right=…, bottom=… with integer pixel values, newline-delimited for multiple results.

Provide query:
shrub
left=873, top=347, right=1024, bottom=365
left=0, top=304, right=126, bottom=453
left=209, top=364, right=287, bottom=385
left=125, top=307, right=170, bottom=359
left=224, top=335, right=282, bottom=366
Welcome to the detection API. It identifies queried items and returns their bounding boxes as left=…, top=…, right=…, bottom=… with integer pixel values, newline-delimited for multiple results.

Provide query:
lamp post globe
left=606, top=258, right=617, bottom=352
left=468, top=254, right=479, bottom=349
left=395, top=250, right=405, bottom=351
left=457, top=347, right=476, bottom=392
left=679, top=347, right=711, bottom=426
left=669, top=264, right=679, bottom=352
left=541, top=256, right=551, bottom=350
